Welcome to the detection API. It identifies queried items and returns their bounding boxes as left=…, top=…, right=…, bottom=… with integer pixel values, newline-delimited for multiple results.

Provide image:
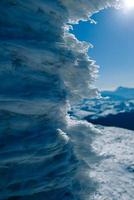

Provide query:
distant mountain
left=69, top=86, right=134, bottom=130
left=102, top=87, right=134, bottom=100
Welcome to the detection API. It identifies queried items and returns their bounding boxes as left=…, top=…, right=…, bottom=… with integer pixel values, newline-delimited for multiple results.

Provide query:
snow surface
left=90, top=126, right=134, bottom=200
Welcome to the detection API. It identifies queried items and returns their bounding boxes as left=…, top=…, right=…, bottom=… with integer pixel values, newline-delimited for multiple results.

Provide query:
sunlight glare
left=123, top=0, right=134, bottom=10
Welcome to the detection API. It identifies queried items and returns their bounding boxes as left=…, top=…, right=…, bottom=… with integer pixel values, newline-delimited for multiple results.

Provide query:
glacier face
left=0, top=0, right=125, bottom=200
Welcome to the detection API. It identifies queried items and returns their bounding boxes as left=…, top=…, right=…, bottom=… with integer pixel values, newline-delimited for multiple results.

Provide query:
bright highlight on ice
left=123, top=0, right=134, bottom=10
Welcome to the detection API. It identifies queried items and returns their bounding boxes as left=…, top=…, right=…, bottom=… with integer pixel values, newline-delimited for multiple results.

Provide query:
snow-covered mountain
left=102, top=86, right=134, bottom=100
left=70, top=87, right=134, bottom=130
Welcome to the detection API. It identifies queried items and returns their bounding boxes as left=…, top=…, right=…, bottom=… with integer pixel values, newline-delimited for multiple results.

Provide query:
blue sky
left=71, top=8, right=134, bottom=90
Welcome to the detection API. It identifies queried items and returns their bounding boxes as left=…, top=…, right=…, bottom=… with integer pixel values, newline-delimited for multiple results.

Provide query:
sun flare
left=123, top=0, right=134, bottom=10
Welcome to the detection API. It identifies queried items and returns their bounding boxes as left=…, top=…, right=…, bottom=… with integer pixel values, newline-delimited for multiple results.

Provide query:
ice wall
left=0, top=0, right=119, bottom=199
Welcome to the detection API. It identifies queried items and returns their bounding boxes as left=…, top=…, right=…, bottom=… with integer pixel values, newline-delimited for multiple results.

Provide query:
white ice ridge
left=0, top=0, right=120, bottom=200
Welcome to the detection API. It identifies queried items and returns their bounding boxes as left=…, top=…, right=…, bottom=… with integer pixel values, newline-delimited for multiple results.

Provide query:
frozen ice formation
left=0, top=0, right=120, bottom=200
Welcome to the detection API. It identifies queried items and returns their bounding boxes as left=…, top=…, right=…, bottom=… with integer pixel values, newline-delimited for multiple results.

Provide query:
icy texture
left=91, top=126, right=134, bottom=200
left=0, top=0, right=120, bottom=200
